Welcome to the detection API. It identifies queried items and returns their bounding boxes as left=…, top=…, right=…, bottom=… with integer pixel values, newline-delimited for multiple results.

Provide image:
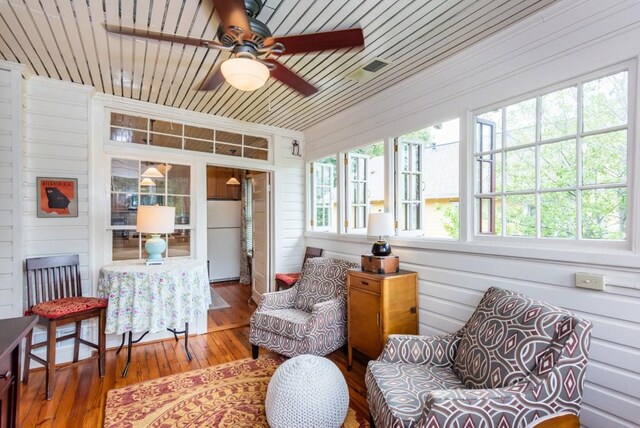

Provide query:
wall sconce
left=291, top=140, right=301, bottom=157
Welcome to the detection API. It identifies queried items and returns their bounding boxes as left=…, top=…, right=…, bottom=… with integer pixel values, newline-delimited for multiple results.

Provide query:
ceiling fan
left=104, top=0, right=365, bottom=97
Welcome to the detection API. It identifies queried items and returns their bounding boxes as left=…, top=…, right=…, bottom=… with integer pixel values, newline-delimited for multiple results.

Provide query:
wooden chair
left=23, top=255, right=108, bottom=400
left=274, top=247, right=322, bottom=291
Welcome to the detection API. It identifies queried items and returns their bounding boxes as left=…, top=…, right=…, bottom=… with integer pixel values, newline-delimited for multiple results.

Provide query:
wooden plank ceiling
left=0, top=0, right=557, bottom=131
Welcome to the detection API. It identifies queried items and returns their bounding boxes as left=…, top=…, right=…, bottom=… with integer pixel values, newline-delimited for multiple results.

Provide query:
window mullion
left=535, top=95, right=542, bottom=239
left=576, top=81, right=584, bottom=240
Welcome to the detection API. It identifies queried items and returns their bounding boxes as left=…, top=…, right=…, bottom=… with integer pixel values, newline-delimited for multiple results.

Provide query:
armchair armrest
left=378, top=333, right=461, bottom=366
left=256, top=287, right=297, bottom=311
left=311, top=298, right=343, bottom=314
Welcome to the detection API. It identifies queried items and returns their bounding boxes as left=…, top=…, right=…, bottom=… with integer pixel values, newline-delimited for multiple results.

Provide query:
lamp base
left=371, top=240, right=391, bottom=256
left=145, top=234, right=167, bottom=265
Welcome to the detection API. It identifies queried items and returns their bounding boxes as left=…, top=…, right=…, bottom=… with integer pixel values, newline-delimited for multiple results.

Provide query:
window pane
left=111, top=194, right=137, bottom=226
left=151, top=119, right=182, bottom=136
left=215, top=143, right=242, bottom=157
left=582, top=188, right=626, bottom=240
left=313, top=156, right=337, bottom=232
left=347, top=142, right=384, bottom=231
left=185, top=139, right=213, bottom=153
left=216, top=130, right=243, bottom=145
left=477, top=196, right=502, bottom=235
left=506, top=98, right=536, bottom=147
left=244, top=135, right=268, bottom=149
left=540, top=139, right=576, bottom=189
left=139, top=194, right=165, bottom=206
left=583, top=71, right=628, bottom=132
left=477, top=110, right=502, bottom=150
left=168, top=196, right=190, bottom=224
left=541, top=86, right=577, bottom=140
left=185, top=125, right=213, bottom=140
left=244, top=147, right=268, bottom=160
left=167, top=230, right=190, bottom=257
left=505, top=194, right=536, bottom=237
left=505, top=147, right=535, bottom=191
left=541, top=191, right=576, bottom=238
left=110, top=127, right=146, bottom=144
left=149, top=133, right=182, bottom=149
left=476, top=153, right=501, bottom=194
left=112, top=231, right=139, bottom=261
left=582, top=130, right=627, bottom=185
left=111, top=113, right=147, bottom=130
left=141, top=161, right=165, bottom=193
left=111, top=159, right=138, bottom=193
left=167, top=164, right=190, bottom=195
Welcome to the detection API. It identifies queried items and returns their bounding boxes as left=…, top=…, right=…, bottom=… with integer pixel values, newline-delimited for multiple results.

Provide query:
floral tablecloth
left=98, top=259, right=211, bottom=335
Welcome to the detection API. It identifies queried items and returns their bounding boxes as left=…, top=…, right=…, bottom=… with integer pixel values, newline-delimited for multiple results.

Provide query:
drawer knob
left=0, top=370, right=11, bottom=380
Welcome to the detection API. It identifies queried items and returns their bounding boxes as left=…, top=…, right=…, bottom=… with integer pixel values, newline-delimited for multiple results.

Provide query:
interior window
left=110, top=159, right=192, bottom=260
left=474, top=70, right=628, bottom=240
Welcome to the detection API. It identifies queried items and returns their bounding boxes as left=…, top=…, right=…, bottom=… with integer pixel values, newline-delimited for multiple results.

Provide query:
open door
left=251, top=172, right=270, bottom=301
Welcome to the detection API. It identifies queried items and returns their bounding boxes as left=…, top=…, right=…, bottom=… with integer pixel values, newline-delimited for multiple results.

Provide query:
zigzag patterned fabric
left=366, top=287, right=592, bottom=428
left=250, top=257, right=359, bottom=358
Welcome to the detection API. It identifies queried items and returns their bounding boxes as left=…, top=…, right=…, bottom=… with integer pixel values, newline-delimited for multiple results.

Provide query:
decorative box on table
left=361, top=254, right=399, bottom=274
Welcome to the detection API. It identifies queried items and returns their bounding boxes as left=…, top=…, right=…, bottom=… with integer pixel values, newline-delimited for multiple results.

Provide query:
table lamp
left=136, top=205, right=175, bottom=265
left=367, top=212, right=395, bottom=256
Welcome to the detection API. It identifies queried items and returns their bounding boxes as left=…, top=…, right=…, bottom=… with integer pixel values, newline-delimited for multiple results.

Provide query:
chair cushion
left=453, top=287, right=570, bottom=390
left=367, top=361, right=465, bottom=425
left=294, top=258, right=359, bottom=312
left=31, top=296, right=108, bottom=319
left=251, top=308, right=313, bottom=341
left=275, top=272, right=300, bottom=287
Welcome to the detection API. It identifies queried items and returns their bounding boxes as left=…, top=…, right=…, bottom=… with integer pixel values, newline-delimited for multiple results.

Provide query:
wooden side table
left=0, top=315, right=38, bottom=428
left=347, top=269, right=418, bottom=369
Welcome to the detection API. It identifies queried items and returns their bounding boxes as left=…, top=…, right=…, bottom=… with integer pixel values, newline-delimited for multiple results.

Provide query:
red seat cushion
left=275, top=272, right=300, bottom=287
left=31, top=297, right=108, bottom=320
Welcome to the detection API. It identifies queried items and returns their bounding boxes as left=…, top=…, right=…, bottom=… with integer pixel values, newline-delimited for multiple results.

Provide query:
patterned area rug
left=104, top=355, right=369, bottom=427
left=209, top=287, right=231, bottom=310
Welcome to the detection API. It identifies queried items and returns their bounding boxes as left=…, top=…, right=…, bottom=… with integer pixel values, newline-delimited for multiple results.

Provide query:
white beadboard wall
left=304, top=0, right=640, bottom=427
left=0, top=63, right=23, bottom=319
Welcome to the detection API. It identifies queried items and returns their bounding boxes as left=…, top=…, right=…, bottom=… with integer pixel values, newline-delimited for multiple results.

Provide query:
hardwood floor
left=207, top=281, right=255, bottom=332
left=19, top=282, right=372, bottom=427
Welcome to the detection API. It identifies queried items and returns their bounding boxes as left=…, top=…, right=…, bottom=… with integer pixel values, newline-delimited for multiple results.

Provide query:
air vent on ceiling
left=346, top=58, right=393, bottom=83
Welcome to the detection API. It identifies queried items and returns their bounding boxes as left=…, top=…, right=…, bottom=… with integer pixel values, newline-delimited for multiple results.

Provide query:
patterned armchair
left=250, top=257, right=359, bottom=358
left=366, top=287, right=592, bottom=428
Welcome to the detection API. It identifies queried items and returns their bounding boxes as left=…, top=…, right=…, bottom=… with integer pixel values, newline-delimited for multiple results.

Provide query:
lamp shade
left=226, top=177, right=241, bottom=185
left=136, top=205, right=175, bottom=234
left=367, top=212, right=395, bottom=237
left=221, top=57, right=270, bottom=91
left=141, top=166, right=164, bottom=178
left=140, top=177, right=156, bottom=186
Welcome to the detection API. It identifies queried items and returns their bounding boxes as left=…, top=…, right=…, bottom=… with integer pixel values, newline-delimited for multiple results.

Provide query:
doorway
left=205, top=165, right=270, bottom=332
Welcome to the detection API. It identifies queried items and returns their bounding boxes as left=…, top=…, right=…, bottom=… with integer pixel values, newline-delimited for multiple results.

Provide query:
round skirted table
left=98, top=258, right=211, bottom=376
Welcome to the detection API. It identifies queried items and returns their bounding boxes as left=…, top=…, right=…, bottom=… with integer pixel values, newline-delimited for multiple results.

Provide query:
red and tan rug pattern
left=104, top=354, right=369, bottom=427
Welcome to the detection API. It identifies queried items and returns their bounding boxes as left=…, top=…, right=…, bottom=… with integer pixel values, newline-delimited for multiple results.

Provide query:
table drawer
left=349, top=275, right=381, bottom=294
left=0, top=354, right=13, bottom=395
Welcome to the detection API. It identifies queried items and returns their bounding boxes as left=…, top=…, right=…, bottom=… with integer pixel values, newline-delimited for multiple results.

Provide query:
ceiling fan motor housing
left=217, top=0, right=271, bottom=49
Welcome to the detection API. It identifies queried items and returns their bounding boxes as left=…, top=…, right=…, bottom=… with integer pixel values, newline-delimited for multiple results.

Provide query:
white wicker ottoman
left=265, top=354, right=349, bottom=428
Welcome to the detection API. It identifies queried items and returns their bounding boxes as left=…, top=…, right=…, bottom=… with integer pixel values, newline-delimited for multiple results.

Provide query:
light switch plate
left=575, top=273, right=606, bottom=291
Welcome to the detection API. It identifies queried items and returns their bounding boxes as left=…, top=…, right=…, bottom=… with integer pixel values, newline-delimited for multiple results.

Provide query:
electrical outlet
left=575, top=273, right=606, bottom=291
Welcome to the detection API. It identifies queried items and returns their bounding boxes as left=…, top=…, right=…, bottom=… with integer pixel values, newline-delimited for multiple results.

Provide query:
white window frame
left=345, top=152, right=370, bottom=233
left=472, top=62, right=635, bottom=249
left=108, top=156, right=195, bottom=261
left=310, top=160, right=336, bottom=232
left=395, top=137, right=425, bottom=237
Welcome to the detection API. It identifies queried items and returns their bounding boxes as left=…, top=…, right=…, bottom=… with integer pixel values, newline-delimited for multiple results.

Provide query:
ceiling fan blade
left=211, top=0, right=251, bottom=36
left=266, top=28, right=364, bottom=56
left=197, top=65, right=226, bottom=91
left=263, top=58, right=318, bottom=97
left=104, top=24, right=222, bottom=49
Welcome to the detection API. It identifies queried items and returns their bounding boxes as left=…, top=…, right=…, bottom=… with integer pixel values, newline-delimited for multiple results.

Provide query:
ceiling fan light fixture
left=221, top=57, right=269, bottom=91
left=226, top=177, right=241, bottom=185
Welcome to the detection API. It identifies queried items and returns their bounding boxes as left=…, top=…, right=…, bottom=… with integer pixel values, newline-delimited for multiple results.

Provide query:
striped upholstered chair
left=250, top=257, right=359, bottom=358
left=366, top=287, right=592, bottom=428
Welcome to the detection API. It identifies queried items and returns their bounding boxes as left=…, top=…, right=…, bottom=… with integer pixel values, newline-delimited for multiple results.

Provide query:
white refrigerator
left=207, top=200, right=242, bottom=282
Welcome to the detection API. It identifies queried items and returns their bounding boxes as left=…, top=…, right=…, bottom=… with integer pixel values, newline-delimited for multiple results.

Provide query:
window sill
left=304, top=231, right=639, bottom=270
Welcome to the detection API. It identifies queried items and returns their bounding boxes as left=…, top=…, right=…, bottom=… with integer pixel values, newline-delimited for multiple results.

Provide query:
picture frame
left=36, top=177, right=79, bottom=218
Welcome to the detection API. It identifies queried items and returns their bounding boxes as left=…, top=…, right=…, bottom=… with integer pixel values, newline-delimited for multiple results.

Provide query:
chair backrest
left=303, top=247, right=323, bottom=264
left=294, top=257, right=359, bottom=312
left=453, top=287, right=587, bottom=390
left=25, top=255, right=82, bottom=309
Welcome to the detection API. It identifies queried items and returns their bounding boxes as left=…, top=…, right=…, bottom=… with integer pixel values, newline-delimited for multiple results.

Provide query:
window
left=346, top=141, right=385, bottom=233
left=310, top=156, right=338, bottom=232
left=474, top=70, right=629, bottom=240
left=110, top=159, right=191, bottom=260
left=396, top=119, right=460, bottom=239
left=110, top=112, right=270, bottom=161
